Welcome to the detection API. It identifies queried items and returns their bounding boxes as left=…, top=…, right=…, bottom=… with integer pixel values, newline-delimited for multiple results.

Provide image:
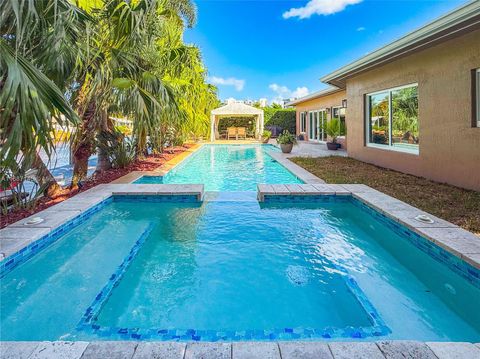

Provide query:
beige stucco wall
left=294, top=90, right=346, bottom=144
left=346, top=29, right=480, bottom=191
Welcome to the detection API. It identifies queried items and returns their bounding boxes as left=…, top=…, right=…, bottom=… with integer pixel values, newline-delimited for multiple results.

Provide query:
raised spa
left=1, top=195, right=479, bottom=342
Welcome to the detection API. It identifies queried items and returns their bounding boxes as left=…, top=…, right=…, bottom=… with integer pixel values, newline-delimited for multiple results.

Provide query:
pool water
left=134, top=144, right=303, bottom=191
left=1, top=197, right=479, bottom=342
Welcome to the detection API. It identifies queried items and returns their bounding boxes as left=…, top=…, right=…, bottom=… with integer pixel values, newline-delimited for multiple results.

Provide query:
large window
left=366, top=84, right=419, bottom=154
left=300, top=112, right=307, bottom=132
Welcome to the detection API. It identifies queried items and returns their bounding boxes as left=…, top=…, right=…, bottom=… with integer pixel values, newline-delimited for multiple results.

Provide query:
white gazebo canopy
left=210, top=102, right=264, bottom=141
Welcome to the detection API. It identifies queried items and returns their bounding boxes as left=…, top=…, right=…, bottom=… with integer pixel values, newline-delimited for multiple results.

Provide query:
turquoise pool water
left=1, top=196, right=479, bottom=342
left=134, top=144, right=303, bottom=191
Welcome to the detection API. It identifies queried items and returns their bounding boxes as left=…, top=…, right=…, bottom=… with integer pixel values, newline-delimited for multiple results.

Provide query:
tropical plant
left=262, top=130, right=272, bottom=140
left=323, top=118, right=344, bottom=143
left=97, top=130, right=135, bottom=169
left=276, top=130, right=297, bottom=145
left=0, top=0, right=86, bottom=194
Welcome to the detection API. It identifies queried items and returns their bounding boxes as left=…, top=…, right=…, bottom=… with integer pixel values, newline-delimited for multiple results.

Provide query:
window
left=366, top=84, right=419, bottom=154
left=475, top=69, right=480, bottom=127
left=332, top=106, right=346, bottom=136
left=300, top=112, right=307, bottom=132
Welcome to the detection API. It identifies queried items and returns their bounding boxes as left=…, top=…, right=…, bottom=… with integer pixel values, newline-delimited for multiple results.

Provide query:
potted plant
left=323, top=118, right=342, bottom=150
left=262, top=130, right=272, bottom=144
left=276, top=130, right=297, bottom=153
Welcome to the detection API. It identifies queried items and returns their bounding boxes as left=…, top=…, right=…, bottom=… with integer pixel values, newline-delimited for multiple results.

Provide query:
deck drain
left=414, top=214, right=434, bottom=224
left=24, top=217, right=44, bottom=225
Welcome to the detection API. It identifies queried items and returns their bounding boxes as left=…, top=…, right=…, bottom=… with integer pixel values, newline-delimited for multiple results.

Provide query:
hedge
left=216, top=108, right=296, bottom=135
left=264, top=108, right=296, bottom=134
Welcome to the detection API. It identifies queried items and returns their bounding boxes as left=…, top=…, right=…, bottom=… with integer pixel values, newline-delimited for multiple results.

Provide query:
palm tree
left=70, top=0, right=186, bottom=184
left=0, top=0, right=86, bottom=194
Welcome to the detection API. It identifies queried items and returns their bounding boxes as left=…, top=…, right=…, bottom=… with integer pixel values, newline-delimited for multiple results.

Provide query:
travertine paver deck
left=2, top=341, right=480, bottom=359
left=268, top=140, right=347, bottom=158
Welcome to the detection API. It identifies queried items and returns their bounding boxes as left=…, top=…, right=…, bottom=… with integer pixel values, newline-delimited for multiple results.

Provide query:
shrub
left=276, top=130, right=297, bottom=145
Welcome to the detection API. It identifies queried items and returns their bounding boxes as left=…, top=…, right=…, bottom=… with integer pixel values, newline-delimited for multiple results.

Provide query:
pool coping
left=2, top=340, right=480, bottom=358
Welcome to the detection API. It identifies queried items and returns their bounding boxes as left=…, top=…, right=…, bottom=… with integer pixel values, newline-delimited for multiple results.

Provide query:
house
left=291, top=1, right=480, bottom=190
left=288, top=87, right=347, bottom=149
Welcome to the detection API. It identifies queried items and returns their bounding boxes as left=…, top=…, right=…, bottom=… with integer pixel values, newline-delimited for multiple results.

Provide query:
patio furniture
left=227, top=127, right=237, bottom=140
left=237, top=127, right=246, bottom=139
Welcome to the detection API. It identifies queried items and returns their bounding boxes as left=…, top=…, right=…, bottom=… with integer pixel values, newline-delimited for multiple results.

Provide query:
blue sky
left=184, top=0, right=468, bottom=103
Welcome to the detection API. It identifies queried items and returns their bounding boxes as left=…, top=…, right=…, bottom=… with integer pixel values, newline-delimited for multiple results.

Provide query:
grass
left=290, top=156, right=480, bottom=235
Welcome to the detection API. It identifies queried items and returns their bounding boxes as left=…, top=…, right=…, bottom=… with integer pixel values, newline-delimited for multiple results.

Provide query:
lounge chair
left=227, top=127, right=237, bottom=140
left=237, top=127, right=246, bottom=140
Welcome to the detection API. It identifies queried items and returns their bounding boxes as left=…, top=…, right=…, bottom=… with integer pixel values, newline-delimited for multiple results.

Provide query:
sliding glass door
left=308, top=110, right=327, bottom=142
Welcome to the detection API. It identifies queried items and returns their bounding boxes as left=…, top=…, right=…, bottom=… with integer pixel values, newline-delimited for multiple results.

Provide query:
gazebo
left=210, top=102, right=264, bottom=141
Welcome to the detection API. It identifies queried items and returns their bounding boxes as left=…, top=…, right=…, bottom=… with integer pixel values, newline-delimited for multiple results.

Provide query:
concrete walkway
left=269, top=140, right=347, bottom=158
left=2, top=340, right=480, bottom=359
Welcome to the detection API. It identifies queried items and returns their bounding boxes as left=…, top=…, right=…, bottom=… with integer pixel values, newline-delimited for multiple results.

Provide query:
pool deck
left=2, top=340, right=480, bottom=358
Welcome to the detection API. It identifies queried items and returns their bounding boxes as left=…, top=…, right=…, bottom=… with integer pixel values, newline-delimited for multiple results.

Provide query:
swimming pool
left=134, top=144, right=303, bottom=191
left=1, top=195, right=479, bottom=342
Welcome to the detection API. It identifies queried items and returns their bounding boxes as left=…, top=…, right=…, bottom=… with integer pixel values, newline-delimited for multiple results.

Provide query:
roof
left=211, top=102, right=263, bottom=116
left=321, top=0, right=480, bottom=88
left=286, top=86, right=344, bottom=106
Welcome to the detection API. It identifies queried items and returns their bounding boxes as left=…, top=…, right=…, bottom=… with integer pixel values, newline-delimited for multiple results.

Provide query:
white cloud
left=292, top=87, right=309, bottom=98
left=283, top=0, right=363, bottom=20
left=208, top=76, right=245, bottom=91
left=269, top=83, right=309, bottom=104
left=356, top=26, right=365, bottom=31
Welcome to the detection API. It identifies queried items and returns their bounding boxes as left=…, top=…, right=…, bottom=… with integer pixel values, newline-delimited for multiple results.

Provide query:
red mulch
left=1, top=145, right=192, bottom=229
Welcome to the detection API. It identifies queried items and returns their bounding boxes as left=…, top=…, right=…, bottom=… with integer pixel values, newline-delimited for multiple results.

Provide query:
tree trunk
left=31, top=152, right=62, bottom=196
left=71, top=101, right=96, bottom=187
left=95, top=111, right=113, bottom=173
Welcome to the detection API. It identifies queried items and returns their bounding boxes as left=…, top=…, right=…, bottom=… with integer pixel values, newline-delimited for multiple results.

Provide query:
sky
left=184, top=0, right=469, bottom=103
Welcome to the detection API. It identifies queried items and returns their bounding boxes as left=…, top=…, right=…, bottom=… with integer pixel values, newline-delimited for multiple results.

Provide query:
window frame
left=473, top=68, right=480, bottom=128
left=300, top=111, right=306, bottom=133
left=365, top=83, right=419, bottom=155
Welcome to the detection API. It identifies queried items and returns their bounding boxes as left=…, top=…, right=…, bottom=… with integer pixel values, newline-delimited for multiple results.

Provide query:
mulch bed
left=1, top=145, right=192, bottom=229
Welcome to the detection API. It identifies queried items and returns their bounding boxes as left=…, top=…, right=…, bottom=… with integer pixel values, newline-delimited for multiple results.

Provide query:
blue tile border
left=263, top=194, right=480, bottom=290
left=114, top=195, right=199, bottom=203
left=77, top=220, right=390, bottom=341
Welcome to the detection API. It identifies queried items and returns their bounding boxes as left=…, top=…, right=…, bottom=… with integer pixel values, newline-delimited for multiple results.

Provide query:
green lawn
left=291, top=156, right=480, bottom=235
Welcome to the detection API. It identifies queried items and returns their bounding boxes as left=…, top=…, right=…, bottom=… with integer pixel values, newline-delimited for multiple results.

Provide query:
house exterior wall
left=345, top=29, right=480, bottom=191
left=294, top=90, right=347, bottom=145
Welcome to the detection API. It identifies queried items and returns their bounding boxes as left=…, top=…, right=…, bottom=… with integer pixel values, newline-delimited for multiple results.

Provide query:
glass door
left=319, top=110, right=327, bottom=141
left=309, top=111, right=320, bottom=141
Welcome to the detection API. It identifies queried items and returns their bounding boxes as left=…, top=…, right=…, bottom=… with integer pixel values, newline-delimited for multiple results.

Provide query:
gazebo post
left=210, top=114, right=215, bottom=142
left=259, top=112, right=264, bottom=139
